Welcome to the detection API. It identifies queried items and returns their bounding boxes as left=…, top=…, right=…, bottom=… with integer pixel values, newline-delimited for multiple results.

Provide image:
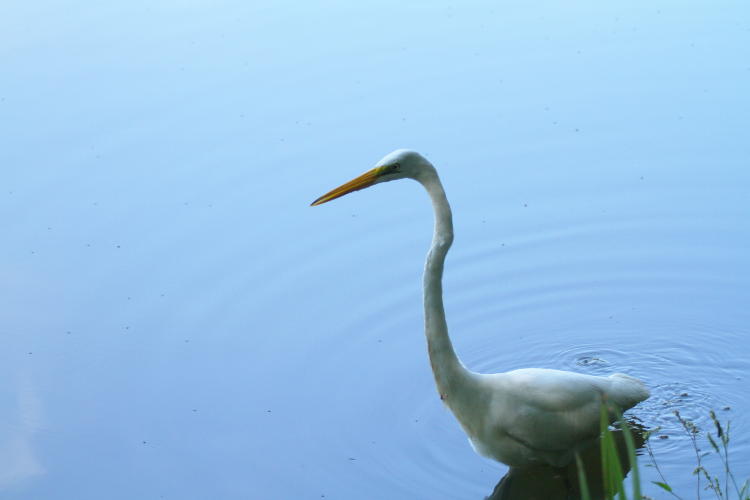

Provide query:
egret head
left=311, top=149, right=434, bottom=206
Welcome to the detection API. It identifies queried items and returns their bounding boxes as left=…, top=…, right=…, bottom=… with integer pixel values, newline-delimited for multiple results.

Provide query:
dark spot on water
left=680, top=392, right=689, bottom=397
left=723, top=406, right=731, bottom=411
left=577, top=356, right=606, bottom=366
left=659, top=435, right=669, bottom=439
left=348, top=457, right=356, bottom=461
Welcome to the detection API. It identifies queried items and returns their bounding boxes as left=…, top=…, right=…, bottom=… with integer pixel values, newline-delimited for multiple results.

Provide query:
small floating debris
left=577, top=356, right=606, bottom=366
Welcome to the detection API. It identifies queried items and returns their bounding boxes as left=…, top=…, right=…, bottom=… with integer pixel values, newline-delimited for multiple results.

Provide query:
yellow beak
left=310, top=167, right=381, bottom=206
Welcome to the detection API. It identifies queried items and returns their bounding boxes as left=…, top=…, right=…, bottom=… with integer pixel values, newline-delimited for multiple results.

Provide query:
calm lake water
left=2, top=1, right=749, bottom=498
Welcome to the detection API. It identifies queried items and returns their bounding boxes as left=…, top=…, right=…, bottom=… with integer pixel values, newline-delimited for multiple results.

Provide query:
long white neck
left=419, top=172, right=474, bottom=399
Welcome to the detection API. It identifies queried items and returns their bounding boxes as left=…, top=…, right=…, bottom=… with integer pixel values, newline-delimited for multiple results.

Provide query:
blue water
left=2, top=1, right=749, bottom=498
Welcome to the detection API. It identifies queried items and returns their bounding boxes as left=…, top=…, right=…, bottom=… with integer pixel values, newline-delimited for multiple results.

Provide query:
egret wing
left=490, top=368, right=610, bottom=452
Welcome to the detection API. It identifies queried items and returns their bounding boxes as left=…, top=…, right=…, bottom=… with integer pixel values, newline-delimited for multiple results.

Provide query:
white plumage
left=312, top=149, right=649, bottom=467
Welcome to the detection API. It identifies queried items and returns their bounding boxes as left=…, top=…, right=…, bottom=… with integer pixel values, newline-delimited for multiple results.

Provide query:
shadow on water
left=485, top=420, right=647, bottom=500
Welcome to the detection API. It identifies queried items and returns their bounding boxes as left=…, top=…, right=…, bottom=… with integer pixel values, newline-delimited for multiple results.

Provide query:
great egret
left=311, top=149, right=649, bottom=468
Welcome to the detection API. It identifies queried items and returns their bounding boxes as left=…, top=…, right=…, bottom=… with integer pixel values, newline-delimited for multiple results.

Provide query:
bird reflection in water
left=485, top=419, right=647, bottom=500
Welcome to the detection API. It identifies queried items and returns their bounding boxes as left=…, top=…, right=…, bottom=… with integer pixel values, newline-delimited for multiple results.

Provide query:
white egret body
left=311, top=150, right=649, bottom=467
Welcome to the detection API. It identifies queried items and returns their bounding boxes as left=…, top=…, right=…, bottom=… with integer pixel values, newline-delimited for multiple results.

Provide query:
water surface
left=2, top=1, right=749, bottom=498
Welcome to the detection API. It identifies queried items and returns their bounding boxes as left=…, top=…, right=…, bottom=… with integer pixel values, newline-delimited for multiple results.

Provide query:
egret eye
left=392, top=163, right=401, bottom=171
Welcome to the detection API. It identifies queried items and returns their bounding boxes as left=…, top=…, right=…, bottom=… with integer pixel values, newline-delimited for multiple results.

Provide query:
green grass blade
left=575, top=452, right=592, bottom=500
left=652, top=481, right=673, bottom=492
left=618, top=409, right=642, bottom=500
left=600, top=403, right=626, bottom=499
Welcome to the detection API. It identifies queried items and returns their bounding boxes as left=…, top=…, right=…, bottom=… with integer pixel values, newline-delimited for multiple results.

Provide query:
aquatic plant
left=575, top=404, right=641, bottom=500
left=642, top=410, right=748, bottom=500
left=577, top=408, right=748, bottom=500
